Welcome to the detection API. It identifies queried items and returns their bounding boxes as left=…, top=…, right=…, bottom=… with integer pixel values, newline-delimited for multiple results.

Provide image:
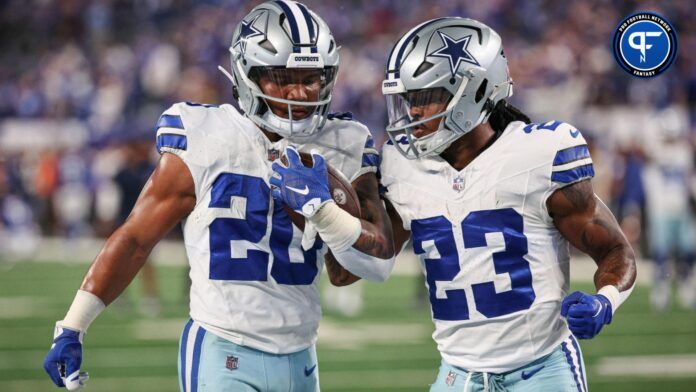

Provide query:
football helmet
left=382, top=17, right=513, bottom=159
left=221, top=0, right=339, bottom=140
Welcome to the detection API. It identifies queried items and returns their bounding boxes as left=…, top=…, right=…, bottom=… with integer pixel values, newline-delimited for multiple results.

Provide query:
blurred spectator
left=0, top=158, right=39, bottom=261
left=643, top=109, right=696, bottom=311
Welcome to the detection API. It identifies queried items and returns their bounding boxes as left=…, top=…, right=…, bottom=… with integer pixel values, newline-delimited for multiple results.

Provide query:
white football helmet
left=221, top=0, right=339, bottom=140
left=382, top=17, right=513, bottom=159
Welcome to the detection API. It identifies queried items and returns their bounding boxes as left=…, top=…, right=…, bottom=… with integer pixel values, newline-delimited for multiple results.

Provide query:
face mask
left=261, top=110, right=317, bottom=138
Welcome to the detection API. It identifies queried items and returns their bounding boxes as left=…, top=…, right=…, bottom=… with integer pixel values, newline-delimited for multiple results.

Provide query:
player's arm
left=81, top=153, right=196, bottom=303
left=547, top=179, right=637, bottom=339
left=351, top=172, right=395, bottom=258
left=384, top=197, right=411, bottom=256
left=271, top=146, right=396, bottom=282
left=321, top=172, right=394, bottom=286
left=43, top=153, right=195, bottom=389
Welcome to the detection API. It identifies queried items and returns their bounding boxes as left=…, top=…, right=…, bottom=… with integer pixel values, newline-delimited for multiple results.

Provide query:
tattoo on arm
left=384, top=197, right=411, bottom=255
left=323, top=251, right=360, bottom=286
left=321, top=173, right=394, bottom=286
left=350, top=173, right=395, bottom=259
left=549, top=180, right=637, bottom=291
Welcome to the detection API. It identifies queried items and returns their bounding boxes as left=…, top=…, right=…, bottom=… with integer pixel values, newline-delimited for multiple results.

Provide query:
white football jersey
left=380, top=120, right=594, bottom=373
left=155, top=102, right=377, bottom=354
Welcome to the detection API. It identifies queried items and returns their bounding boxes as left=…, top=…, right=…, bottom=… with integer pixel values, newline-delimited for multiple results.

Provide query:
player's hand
left=561, top=291, right=613, bottom=339
left=271, top=146, right=332, bottom=218
left=43, top=324, right=89, bottom=390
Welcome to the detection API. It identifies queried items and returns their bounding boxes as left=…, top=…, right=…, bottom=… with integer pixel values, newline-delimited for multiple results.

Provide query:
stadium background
left=1, top=0, right=695, bottom=391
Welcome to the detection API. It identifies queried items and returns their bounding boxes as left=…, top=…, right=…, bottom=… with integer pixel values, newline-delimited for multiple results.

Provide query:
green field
left=1, top=262, right=695, bottom=391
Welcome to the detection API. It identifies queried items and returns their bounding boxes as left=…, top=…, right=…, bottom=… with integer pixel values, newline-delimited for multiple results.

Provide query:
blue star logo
left=233, top=14, right=263, bottom=55
left=429, top=31, right=480, bottom=76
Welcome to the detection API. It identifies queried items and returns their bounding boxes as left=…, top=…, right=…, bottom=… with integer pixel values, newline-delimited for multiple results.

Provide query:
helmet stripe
left=387, top=17, right=448, bottom=79
left=274, top=0, right=302, bottom=53
left=296, top=2, right=318, bottom=53
left=275, top=0, right=315, bottom=54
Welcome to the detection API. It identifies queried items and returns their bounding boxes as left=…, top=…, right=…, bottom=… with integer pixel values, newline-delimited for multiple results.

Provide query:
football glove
left=561, top=291, right=613, bottom=339
left=270, top=146, right=332, bottom=218
left=43, top=324, right=89, bottom=390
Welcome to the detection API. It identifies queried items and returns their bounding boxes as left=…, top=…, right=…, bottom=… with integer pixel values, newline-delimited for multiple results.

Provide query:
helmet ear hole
left=475, top=78, right=488, bottom=103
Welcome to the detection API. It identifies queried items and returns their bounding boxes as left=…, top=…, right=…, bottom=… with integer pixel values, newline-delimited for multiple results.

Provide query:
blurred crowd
left=1, top=0, right=696, bottom=308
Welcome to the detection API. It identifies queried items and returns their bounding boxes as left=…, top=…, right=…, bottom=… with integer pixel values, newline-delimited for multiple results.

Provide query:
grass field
left=1, top=262, right=695, bottom=391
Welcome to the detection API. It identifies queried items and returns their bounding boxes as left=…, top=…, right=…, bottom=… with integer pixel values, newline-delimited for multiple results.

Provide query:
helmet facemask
left=249, top=66, right=337, bottom=139
left=385, top=82, right=465, bottom=159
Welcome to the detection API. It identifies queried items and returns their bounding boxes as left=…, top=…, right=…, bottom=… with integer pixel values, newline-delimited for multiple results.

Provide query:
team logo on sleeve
left=612, top=12, right=677, bottom=78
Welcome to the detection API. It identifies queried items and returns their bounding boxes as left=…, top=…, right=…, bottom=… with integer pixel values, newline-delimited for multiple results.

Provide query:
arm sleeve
left=538, top=122, right=595, bottom=221
left=353, top=134, right=380, bottom=179
left=547, top=123, right=595, bottom=193
left=153, top=103, right=207, bottom=198
left=155, top=104, right=188, bottom=157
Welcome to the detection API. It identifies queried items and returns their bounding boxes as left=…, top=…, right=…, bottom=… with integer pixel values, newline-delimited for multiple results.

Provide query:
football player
left=43, top=1, right=395, bottom=391
left=379, top=18, right=636, bottom=391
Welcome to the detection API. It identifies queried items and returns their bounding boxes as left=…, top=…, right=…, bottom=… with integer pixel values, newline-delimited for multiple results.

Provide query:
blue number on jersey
left=208, top=172, right=320, bottom=284
left=412, top=208, right=535, bottom=321
left=269, top=202, right=322, bottom=285
left=412, top=216, right=469, bottom=320
left=524, top=120, right=581, bottom=138
left=523, top=120, right=562, bottom=133
left=209, top=173, right=269, bottom=281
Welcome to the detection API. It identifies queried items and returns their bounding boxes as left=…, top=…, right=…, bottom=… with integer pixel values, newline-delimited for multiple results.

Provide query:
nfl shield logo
left=226, top=355, right=239, bottom=371
left=267, top=148, right=280, bottom=161
left=452, top=176, right=465, bottom=192
left=445, top=370, right=457, bottom=386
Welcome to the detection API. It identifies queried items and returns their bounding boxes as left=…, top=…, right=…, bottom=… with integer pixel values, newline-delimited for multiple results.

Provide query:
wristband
left=308, top=201, right=362, bottom=252
left=597, top=284, right=633, bottom=315
left=59, top=290, right=106, bottom=332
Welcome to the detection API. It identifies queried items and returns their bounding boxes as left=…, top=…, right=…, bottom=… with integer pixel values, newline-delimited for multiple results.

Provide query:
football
left=279, top=152, right=361, bottom=230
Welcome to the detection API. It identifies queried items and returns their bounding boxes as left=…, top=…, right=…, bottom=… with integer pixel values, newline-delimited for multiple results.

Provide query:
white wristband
left=308, top=201, right=362, bottom=252
left=597, top=284, right=633, bottom=315
left=59, top=290, right=106, bottom=332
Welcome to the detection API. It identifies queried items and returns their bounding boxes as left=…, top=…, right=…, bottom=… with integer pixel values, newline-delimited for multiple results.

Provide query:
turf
left=1, top=262, right=694, bottom=391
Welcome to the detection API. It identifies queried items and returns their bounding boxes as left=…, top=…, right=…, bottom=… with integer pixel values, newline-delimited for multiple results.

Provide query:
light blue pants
left=430, top=335, right=587, bottom=392
left=178, top=319, right=320, bottom=392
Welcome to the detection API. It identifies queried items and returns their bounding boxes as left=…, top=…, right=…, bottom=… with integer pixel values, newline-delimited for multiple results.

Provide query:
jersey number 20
left=208, top=173, right=321, bottom=285
left=412, top=208, right=536, bottom=321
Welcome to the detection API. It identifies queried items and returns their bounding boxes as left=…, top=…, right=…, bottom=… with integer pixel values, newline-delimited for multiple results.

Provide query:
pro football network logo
left=612, top=12, right=678, bottom=78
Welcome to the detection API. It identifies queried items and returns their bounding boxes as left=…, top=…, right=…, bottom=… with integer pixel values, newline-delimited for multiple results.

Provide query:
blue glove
left=561, top=291, right=613, bottom=339
left=44, top=324, right=89, bottom=390
left=270, top=146, right=332, bottom=218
